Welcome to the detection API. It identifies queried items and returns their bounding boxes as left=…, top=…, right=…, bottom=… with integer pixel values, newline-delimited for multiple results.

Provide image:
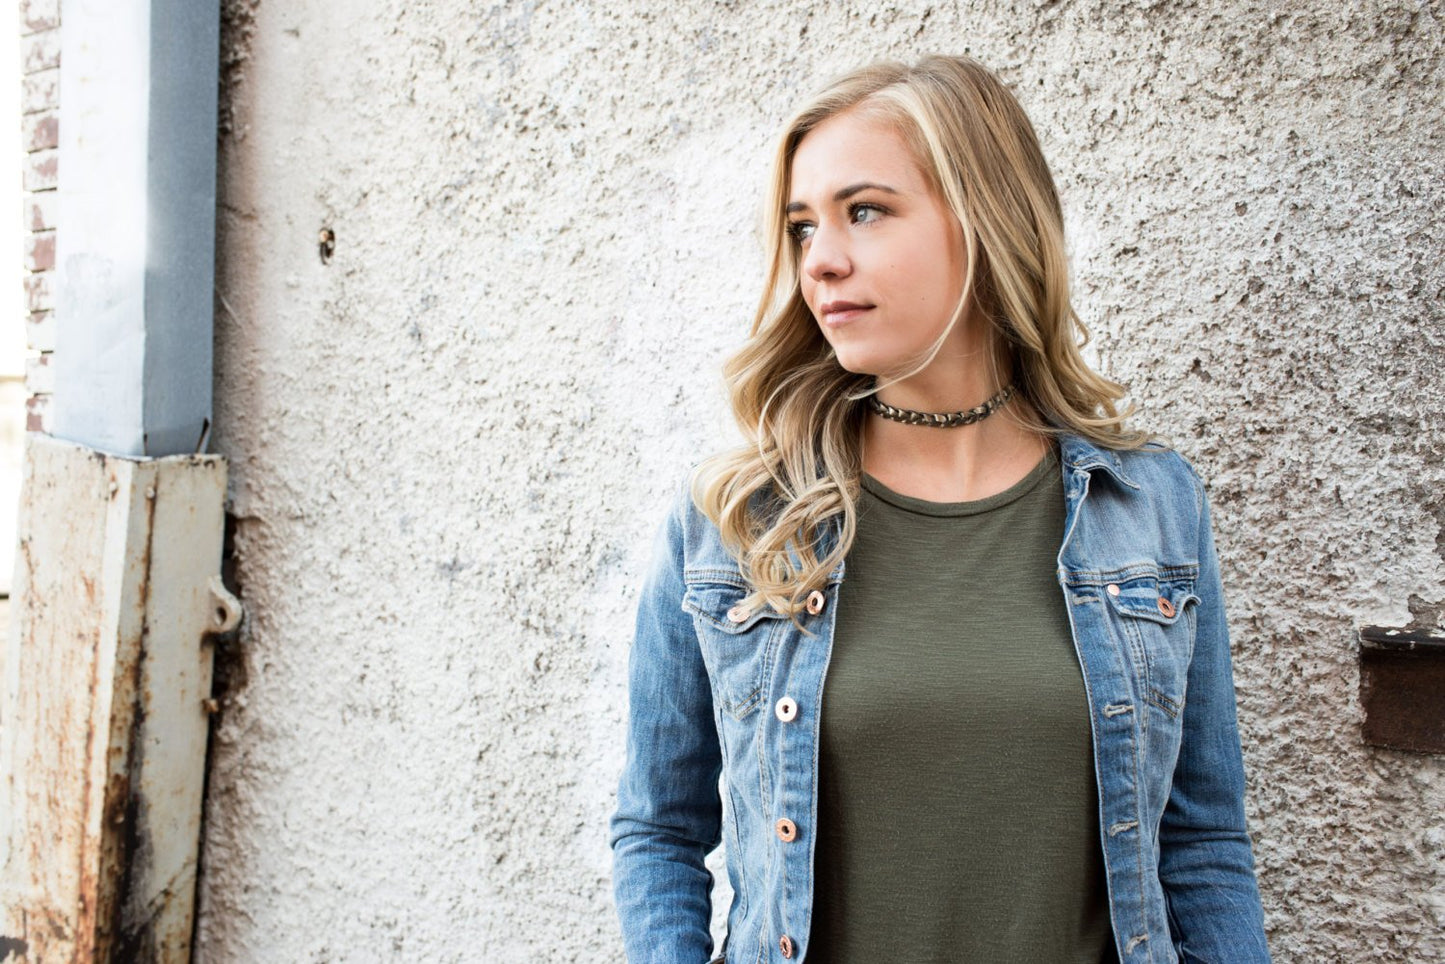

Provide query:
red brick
left=24, top=149, right=57, bottom=192
left=26, top=310, right=54, bottom=352
left=24, top=192, right=55, bottom=232
left=22, top=67, right=58, bottom=115
left=23, top=111, right=57, bottom=152
left=24, top=271, right=53, bottom=312
left=22, top=28, right=59, bottom=72
left=20, top=0, right=59, bottom=35
left=25, top=391, right=51, bottom=433
left=25, top=232, right=54, bottom=272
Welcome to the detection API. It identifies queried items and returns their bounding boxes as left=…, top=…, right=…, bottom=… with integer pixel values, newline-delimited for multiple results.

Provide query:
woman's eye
left=851, top=203, right=884, bottom=225
left=787, top=221, right=816, bottom=244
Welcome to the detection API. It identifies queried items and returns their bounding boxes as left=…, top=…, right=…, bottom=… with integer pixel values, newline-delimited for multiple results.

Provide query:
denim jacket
left=610, top=435, right=1270, bottom=964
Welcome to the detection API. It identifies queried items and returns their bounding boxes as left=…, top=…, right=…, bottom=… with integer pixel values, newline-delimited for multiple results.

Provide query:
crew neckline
left=860, top=446, right=1059, bottom=518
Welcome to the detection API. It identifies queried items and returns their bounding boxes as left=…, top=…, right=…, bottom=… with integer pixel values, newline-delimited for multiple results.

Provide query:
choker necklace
left=866, top=383, right=1015, bottom=428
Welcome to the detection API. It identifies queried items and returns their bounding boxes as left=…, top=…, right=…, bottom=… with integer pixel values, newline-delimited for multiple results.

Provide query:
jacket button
left=775, top=696, right=798, bottom=722
left=778, top=935, right=795, bottom=958
left=805, top=590, right=826, bottom=615
left=1157, top=596, right=1175, bottom=618
left=775, top=817, right=797, bottom=842
left=726, top=605, right=748, bottom=623
left=1106, top=583, right=1120, bottom=596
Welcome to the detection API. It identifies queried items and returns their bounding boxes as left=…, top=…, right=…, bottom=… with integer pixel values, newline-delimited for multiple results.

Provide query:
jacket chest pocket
left=1101, top=571, right=1199, bottom=720
left=682, top=579, right=782, bottom=721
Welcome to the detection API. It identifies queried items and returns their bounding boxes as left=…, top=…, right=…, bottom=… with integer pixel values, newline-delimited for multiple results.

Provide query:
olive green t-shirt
left=808, top=449, right=1114, bottom=963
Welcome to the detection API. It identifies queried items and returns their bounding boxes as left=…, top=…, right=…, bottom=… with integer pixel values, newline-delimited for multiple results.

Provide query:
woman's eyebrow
left=786, top=181, right=901, bottom=213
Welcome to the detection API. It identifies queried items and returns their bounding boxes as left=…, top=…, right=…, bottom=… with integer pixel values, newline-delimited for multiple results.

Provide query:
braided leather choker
left=866, top=383, right=1015, bottom=428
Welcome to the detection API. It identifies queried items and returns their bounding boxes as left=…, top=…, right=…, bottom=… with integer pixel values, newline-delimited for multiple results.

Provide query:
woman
left=610, top=55, right=1269, bottom=964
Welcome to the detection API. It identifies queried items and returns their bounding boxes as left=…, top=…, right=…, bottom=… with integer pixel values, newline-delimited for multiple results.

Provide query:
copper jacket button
left=726, top=605, right=748, bottom=623
left=1157, top=596, right=1175, bottom=618
left=778, top=935, right=794, bottom=958
left=775, top=696, right=798, bottom=722
left=775, top=817, right=797, bottom=842
left=805, top=590, right=826, bottom=615
left=1106, top=583, right=1120, bottom=596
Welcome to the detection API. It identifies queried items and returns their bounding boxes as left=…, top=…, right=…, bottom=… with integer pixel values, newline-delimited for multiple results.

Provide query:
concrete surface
left=200, top=1, right=1443, bottom=961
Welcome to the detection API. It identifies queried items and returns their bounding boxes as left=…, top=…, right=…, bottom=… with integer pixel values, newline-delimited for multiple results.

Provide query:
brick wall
left=21, top=0, right=58, bottom=432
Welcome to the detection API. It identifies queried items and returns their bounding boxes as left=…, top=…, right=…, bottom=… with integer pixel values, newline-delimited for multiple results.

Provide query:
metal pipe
left=53, top=0, right=219, bottom=457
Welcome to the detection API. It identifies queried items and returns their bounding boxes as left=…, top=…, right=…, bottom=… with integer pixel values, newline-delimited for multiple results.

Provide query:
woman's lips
left=818, top=301, right=873, bottom=327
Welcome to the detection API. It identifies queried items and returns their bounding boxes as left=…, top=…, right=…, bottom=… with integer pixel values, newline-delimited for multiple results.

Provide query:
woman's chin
left=830, top=349, right=887, bottom=377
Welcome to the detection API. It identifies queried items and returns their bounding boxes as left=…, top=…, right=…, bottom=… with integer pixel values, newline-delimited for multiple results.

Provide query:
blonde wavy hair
left=693, top=54, right=1146, bottom=616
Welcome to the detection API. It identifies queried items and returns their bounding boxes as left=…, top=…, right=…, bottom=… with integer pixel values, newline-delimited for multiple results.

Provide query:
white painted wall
left=200, top=1, right=1445, bottom=961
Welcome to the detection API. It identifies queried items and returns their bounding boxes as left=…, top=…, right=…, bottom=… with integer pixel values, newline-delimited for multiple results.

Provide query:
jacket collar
left=1056, top=432, right=1141, bottom=490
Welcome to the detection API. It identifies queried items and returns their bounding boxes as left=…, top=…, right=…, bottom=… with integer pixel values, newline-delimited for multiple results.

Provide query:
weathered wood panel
left=1, top=435, right=235, bottom=962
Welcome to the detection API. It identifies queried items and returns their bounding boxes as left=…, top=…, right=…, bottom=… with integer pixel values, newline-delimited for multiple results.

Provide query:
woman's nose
left=802, top=225, right=851, bottom=282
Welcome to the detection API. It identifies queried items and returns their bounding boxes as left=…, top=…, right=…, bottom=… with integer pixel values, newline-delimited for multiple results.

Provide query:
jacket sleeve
left=1157, top=461, right=1270, bottom=962
left=609, top=493, right=722, bottom=963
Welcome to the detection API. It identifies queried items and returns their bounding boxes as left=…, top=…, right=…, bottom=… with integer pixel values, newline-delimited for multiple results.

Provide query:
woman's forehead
left=788, top=110, right=928, bottom=204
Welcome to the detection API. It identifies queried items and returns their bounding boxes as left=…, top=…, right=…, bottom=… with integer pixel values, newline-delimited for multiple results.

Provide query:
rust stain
left=99, top=471, right=160, bottom=960
left=74, top=530, right=109, bottom=959
left=70, top=468, right=161, bottom=961
left=41, top=908, right=67, bottom=941
left=101, top=773, right=130, bottom=830
left=10, top=448, right=218, bottom=961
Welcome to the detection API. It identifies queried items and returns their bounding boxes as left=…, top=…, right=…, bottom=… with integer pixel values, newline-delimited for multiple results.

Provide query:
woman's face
left=787, top=108, right=969, bottom=378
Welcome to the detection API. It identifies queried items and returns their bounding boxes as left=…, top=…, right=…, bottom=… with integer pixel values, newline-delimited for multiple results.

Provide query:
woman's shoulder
left=1121, top=440, right=1204, bottom=492
left=1057, top=432, right=1206, bottom=517
left=655, top=471, right=745, bottom=578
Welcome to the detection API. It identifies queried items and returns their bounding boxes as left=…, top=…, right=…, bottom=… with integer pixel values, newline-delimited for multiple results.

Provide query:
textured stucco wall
left=200, top=1, right=1444, bottom=961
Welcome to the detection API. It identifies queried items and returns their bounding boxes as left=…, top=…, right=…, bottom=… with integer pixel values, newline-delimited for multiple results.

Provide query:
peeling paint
left=1, top=437, right=231, bottom=962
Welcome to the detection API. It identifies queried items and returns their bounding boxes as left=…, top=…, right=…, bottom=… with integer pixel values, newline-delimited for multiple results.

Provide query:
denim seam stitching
left=685, top=567, right=750, bottom=586
left=1064, top=563, right=1201, bottom=586
left=1130, top=710, right=1150, bottom=959
left=723, top=766, right=749, bottom=949
left=1147, top=689, right=1183, bottom=719
left=762, top=616, right=790, bottom=959
left=685, top=598, right=785, bottom=634
left=1119, top=608, right=1151, bottom=736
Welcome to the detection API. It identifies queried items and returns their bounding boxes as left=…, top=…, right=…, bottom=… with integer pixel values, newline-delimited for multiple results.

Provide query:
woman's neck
left=861, top=359, right=1049, bottom=503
